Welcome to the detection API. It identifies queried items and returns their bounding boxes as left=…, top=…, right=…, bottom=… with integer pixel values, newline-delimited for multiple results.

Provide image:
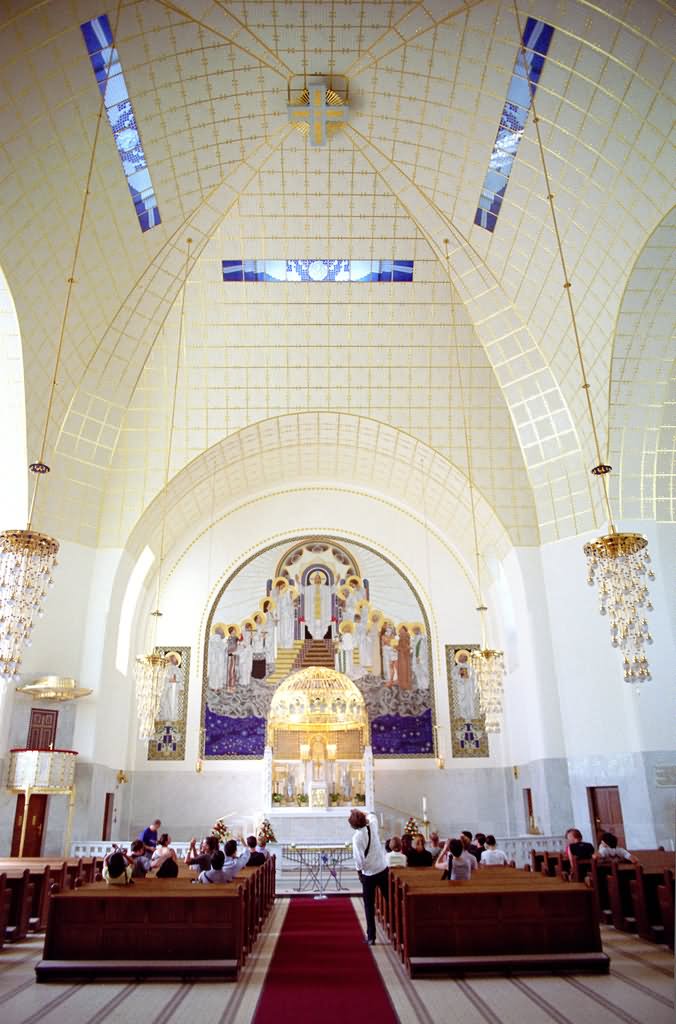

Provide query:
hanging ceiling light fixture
left=512, top=4, right=654, bottom=684
left=133, top=238, right=192, bottom=739
left=443, top=241, right=505, bottom=733
left=0, top=5, right=126, bottom=684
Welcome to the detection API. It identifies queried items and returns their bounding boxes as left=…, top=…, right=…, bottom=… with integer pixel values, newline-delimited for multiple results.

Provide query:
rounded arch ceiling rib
left=346, top=126, right=594, bottom=541
left=608, top=207, right=675, bottom=524
left=122, top=412, right=513, bottom=592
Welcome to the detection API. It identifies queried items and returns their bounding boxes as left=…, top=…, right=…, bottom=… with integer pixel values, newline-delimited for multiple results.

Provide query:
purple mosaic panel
left=370, top=708, right=433, bottom=755
left=204, top=708, right=266, bottom=757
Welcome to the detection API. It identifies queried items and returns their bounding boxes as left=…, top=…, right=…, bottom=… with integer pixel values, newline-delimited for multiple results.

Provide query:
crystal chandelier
left=0, top=528, right=58, bottom=682
left=133, top=239, right=192, bottom=739
left=584, top=532, right=654, bottom=682
left=512, top=9, right=654, bottom=683
left=471, top=648, right=505, bottom=733
left=135, top=652, right=168, bottom=740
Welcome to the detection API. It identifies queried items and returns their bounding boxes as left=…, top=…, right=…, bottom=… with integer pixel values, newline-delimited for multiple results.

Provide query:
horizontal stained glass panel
left=222, top=259, right=414, bottom=282
left=474, top=17, right=554, bottom=232
left=81, top=15, right=161, bottom=232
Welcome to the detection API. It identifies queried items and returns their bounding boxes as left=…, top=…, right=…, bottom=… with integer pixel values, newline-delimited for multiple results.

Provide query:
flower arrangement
left=257, top=818, right=277, bottom=843
left=296, top=792, right=309, bottom=806
left=329, top=791, right=341, bottom=806
left=211, top=817, right=232, bottom=843
left=403, top=816, right=420, bottom=837
left=271, top=792, right=283, bottom=805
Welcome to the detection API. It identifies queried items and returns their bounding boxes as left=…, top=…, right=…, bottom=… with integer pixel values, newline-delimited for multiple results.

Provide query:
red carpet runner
left=253, top=897, right=398, bottom=1024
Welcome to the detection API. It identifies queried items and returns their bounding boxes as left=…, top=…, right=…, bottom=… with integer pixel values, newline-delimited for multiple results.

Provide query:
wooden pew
left=0, top=874, right=9, bottom=951
left=386, top=867, right=573, bottom=962
left=543, top=851, right=568, bottom=877
left=606, top=853, right=675, bottom=933
left=568, top=854, right=593, bottom=883
left=35, top=859, right=275, bottom=981
left=657, top=870, right=674, bottom=949
left=4, top=869, right=34, bottom=942
left=630, top=860, right=676, bottom=944
left=396, top=876, right=607, bottom=977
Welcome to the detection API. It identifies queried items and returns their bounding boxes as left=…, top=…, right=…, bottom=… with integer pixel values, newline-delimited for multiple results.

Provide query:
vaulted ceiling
left=0, top=0, right=672, bottom=549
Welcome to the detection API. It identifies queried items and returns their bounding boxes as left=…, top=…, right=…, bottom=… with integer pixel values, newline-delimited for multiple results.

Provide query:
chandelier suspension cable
left=0, top=2, right=123, bottom=685
left=511, top=2, right=614, bottom=528
left=135, top=238, right=192, bottom=740
left=28, top=0, right=123, bottom=529
left=151, top=237, right=192, bottom=625
left=511, top=2, right=653, bottom=683
left=443, top=240, right=505, bottom=731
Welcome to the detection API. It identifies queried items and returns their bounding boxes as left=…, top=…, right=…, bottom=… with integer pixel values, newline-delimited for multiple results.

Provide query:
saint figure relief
left=158, top=652, right=184, bottom=721
left=451, top=649, right=478, bottom=721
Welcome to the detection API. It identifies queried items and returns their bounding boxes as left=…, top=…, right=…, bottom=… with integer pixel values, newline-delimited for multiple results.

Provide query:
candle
left=422, top=795, right=427, bottom=816
left=380, top=813, right=384, bottom=827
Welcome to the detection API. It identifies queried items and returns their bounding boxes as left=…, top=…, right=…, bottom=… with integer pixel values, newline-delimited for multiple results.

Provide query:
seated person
left=185, top=835, right=219, bottom=872
left=595, top=832, right=636, bottom=863
left=246, top=835, right=267, bottom=867
left=198, top=849, right=228, bottom=884
left=428, top=832, right=443, bottom=859
left=564, top=827, right=595, bottom=860
left=139, top=819, right=162, bottom=856
left=223, top=838, right=251, bottom=878
left=446, top=837, right=477, bottom=881
left=400, top=833, right=413, bottom=859
left=386, top=836, right=408, bottom=868
left=151, top=833, right=178, bottom=872
left=461, top=830, right=483, bottom=862
left=103, top=848, right=133, bottom=886
left=406, top=834, right=434, bottom=867
left=156, top=857, right=179, bottom=878
left=129, top=839, right=152, bottom=878
left=474, top=832, right=487, bottom=858
left=255, top=836, right=271, bottom=860
left=479, top=834, right=509, bottom=866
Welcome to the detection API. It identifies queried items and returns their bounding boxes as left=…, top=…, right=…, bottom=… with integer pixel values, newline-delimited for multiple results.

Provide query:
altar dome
left=267, top=667, right=368, bottom=754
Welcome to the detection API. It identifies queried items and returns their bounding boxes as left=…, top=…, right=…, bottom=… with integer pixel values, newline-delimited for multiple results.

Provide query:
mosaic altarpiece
left=445, top=644, right=489, bottom=757
left=147, top=646, right=191, bottom=760
left=200, top=537, right=436, bottom=760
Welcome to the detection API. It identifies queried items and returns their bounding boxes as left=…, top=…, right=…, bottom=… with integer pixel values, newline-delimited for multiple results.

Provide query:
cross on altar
left=287, top=80, right=348, bottom=146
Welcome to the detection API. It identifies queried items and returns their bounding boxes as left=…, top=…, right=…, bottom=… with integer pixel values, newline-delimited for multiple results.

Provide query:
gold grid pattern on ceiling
left=608, top=208, right=675, bottom=525
left=0, top=0, right=671, bottom=548
left=99, top=136, right=537, bottom=547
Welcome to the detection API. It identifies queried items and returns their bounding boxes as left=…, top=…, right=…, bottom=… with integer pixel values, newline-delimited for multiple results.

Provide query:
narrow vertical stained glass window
left=474, top=18, right=554, bottom=232
left=221, top=259, right=414, bottom=282
left=81, top=14, right=161, bottom=232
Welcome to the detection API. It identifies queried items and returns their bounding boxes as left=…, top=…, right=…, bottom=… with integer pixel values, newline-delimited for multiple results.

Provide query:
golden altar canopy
left=267, top=667, right=368, bottom=758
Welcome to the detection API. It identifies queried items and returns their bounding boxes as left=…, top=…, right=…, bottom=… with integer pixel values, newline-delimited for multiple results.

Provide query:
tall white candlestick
left=422, top=795, right=427, bottom=816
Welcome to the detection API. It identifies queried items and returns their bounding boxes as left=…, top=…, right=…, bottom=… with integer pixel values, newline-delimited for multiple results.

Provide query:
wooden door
left=588, top=786, right=626, bottom=847
left=11, top=794, right=48, bottom=856
left=26, top=708, right=58, bottom=749
left=102, top=792, right=115, bottom=841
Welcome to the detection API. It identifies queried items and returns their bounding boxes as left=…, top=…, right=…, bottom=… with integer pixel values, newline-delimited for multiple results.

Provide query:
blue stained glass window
left=474, top=17, right=554, bottom=232
left=81, top=14, right=161, bottom=232
left=221, top=259, right=414, bottom=283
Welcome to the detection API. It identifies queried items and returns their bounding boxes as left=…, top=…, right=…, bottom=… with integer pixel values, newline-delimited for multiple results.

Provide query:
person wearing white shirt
left=479, top=835, right=509, bottom=866
left=385, top=835, right=408, bottom=868
left=595, top=832, right=636, bottom=863
left=350, top=809, right=388, bottom=944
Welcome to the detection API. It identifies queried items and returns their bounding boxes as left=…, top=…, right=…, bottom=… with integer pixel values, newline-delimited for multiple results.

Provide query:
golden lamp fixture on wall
left=15, top=676, right=92, bottom=701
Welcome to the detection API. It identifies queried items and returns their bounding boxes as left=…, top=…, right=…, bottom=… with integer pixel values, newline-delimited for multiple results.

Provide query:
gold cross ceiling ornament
left=287, top=78, right=349, bottom=146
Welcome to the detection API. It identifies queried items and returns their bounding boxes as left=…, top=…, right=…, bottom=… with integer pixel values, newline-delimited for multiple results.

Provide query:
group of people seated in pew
left=102, top=819, right=271, bottom=886
left=565, top=827, right=638, bottom=863
left=383, top=830, right=510, bottom=877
